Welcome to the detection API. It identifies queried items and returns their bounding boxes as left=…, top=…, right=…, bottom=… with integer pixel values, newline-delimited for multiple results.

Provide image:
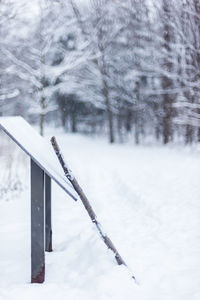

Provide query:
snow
left=0, top=117, right=77, bottom=201
left=0, top=132, right=200, bottom=299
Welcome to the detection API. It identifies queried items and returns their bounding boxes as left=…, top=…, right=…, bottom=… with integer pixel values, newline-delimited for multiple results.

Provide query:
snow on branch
left=2, top=49, right=40, bottom=79
left=0, top=89, right=20, bottom=101
left=28, top=105, right=58, bottom=116
left=174, top=102, right=200, bottom=110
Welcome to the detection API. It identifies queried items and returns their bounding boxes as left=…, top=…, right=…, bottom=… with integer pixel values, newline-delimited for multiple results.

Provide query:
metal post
left=45, top=173, right=52, bottom=252
left=31, top=159, right=45, bottom=283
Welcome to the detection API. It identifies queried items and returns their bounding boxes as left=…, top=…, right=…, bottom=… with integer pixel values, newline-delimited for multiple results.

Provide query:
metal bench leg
left=31, top=159, right=45, bottom=283
left=45, top=173, right=52, bottom=252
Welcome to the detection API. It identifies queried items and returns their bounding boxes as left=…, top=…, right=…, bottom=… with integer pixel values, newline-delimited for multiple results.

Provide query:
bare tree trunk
left=162, top=99, right=173, bottom=144
left=102, top=76, right=114, bottom=143
left=161, top=0, right=174, bottom=144
left=185, top=124, right=193, bottom=144
left=70, top=0, right=115, bottom=143
left=61, top=111, right=66, bottom=128
left=117, top=111, right=123, bottom=143
left=39, top=81, right=45, bottom=136
left=40, top=112, right=44, bottom=136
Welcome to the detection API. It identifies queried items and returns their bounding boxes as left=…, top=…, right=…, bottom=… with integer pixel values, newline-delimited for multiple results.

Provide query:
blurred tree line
left=0, top=0, right=200, bottom=144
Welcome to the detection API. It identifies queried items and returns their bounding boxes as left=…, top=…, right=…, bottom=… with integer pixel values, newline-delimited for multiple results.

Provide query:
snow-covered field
left=0, top=131, right=200, bottom=300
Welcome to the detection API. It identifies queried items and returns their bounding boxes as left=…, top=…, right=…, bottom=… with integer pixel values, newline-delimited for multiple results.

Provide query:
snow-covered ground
left=0, top=131, right=200, bottom=300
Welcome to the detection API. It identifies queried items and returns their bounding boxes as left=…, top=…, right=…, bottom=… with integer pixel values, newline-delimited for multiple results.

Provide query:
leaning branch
left=51, top=136, right=136, bottom=281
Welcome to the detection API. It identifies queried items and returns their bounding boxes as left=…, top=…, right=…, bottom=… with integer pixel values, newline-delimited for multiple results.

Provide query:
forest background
left=1, top=0, right=200, bottom=144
